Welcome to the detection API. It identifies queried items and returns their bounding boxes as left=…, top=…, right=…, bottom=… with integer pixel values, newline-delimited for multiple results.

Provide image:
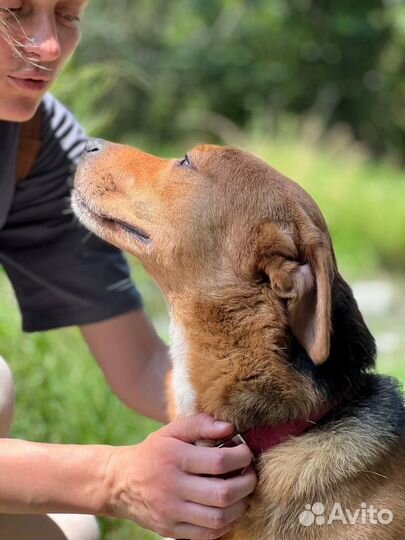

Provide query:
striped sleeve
left=38, top=93, right=87, bottom=173
left=0, top=94, right=143, bottom=331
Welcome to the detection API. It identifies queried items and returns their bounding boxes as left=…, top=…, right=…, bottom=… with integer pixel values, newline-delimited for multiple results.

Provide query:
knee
left=0, top=356, right=15, bottom=437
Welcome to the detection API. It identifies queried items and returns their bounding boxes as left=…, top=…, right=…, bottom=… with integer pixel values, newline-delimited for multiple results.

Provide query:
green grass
left=0, top=131, right=404, bottom=539
left=0, top=262, right=164, bottom=540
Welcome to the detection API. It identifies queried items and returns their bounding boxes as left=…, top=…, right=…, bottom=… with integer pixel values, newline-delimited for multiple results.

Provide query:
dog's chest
left=169, top=319, right=197, bottom=417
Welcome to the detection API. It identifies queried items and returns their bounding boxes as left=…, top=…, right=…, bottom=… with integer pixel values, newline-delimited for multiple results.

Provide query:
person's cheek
left=59, top=27, right=80, bottom=66
left=0, top=33, right=17, bottom=65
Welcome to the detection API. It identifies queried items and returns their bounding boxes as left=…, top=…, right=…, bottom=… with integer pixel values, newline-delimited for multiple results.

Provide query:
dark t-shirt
left=0, top=94, right=142, bottom=332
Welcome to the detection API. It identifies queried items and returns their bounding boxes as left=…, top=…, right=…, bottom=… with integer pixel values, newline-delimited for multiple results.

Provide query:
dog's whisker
left=360, top=469, right=390, bottom=480
left=80, top=231, right=93, bottom=244
left=106, top=278, right=133, bottom=292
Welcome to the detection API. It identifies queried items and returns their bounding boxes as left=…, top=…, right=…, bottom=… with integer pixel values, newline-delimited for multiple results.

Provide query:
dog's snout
left=84, top=138, right=105, bottom=154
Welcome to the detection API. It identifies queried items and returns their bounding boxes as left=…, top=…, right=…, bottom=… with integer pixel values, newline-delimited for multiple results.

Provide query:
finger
left=180, top=441, right=254, bottom=475
left=179, top=469, right=257, bottom=507
left=178, top=499, right=248, bottom=530
left=161, top=413, right=235, bottom=443
left=172, top=522, right=234, bottom=540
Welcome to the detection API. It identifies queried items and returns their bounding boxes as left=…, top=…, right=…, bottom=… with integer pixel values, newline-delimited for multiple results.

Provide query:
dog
left=72, top=139, right=405, bottom=540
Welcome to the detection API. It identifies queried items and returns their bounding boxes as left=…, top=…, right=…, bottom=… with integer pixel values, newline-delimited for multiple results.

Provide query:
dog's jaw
left=169, top=318, right=197, bottom=417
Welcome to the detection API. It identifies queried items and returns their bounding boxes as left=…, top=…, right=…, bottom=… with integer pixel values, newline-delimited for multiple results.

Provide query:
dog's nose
left=84, top=138, right=105, bottom=154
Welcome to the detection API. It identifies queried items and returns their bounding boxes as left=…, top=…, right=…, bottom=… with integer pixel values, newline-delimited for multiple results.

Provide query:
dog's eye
left=178, top=154, right=192, bottom=168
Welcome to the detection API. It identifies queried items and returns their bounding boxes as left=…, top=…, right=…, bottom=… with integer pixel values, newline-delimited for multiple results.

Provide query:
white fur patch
left=169, top=319, right=196, bottom=417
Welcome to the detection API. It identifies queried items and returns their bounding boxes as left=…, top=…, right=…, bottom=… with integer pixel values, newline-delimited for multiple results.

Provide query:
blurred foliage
left=53, top=0, right=405, bottom=274
left=54, top=0, right=404, bottom=161
left=241, top=115, right=405, bottom=275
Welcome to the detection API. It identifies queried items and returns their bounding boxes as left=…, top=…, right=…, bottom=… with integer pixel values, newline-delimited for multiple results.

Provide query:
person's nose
left=23, top=13, right=62, bottom=63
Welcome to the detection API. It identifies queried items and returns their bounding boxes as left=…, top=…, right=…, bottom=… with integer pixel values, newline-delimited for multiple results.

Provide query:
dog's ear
left=258, top=223, right=334, bottom=365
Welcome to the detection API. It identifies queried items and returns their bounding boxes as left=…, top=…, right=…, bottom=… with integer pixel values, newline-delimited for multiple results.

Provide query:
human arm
left=0, top=415, right=256, bottom=539
left=0, top=439, right=108, bottom=515
left=80, top=309, right=170, bottom=423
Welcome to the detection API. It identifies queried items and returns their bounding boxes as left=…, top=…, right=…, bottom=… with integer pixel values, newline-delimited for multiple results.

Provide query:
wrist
left=87, top=444, right=118, bottom=517
left=100, top=443, right=144, bottom=521
left=98, top=445, right=121, bottom=518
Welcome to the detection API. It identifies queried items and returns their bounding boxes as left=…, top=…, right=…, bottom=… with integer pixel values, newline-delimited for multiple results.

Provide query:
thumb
left=161, top=413, right=234, bottom=443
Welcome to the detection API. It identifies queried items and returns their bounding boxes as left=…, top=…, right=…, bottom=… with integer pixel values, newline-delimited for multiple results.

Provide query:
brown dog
left=72, top=140, right=405, bottom=540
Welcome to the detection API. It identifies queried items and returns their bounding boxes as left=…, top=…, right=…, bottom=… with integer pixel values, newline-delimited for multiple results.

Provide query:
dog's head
left=73, top=141, right=374, bottom=374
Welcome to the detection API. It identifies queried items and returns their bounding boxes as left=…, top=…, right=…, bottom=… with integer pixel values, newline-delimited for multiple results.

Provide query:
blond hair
left=0, top=5, right=45, bottom=69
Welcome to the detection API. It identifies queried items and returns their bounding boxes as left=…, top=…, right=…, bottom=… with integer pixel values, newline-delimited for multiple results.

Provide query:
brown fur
left=72, top=142, right=405, bottom=540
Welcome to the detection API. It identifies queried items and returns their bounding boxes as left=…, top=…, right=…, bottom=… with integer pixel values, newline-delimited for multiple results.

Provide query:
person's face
left=0, top=0, right=88, bottom=121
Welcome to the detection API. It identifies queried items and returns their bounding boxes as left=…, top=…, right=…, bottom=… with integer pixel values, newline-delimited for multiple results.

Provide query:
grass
left=0, top=262, right=164, bottom=540
left=0, top=130, right=403, bottom=539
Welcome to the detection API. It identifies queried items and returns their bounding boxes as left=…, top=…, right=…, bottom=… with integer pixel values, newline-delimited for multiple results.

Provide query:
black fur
left=289, top=273, right=377, bottom=397
left=288, top=271, right=405, bottom=438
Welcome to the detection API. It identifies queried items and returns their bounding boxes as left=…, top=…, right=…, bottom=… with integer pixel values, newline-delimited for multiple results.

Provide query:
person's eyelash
left=0, top=7, right=23, bottom=14
left=63, top=14, right=80, bottom=22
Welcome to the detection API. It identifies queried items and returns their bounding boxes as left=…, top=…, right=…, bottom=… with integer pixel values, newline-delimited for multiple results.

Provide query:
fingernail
left=213, top=420, right=233, bottom=429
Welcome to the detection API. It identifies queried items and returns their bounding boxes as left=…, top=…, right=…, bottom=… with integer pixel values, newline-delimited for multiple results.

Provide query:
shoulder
left=39, top=93, right=87, bottom=166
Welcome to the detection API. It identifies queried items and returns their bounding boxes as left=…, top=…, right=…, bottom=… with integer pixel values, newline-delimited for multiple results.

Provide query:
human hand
left=102, top=413, right=257, bottom=539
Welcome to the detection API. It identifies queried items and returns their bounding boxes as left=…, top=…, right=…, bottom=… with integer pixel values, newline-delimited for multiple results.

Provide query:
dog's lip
left=74, top=190, right=151, bottom=244
left=111, top=217, right=151, bottom=243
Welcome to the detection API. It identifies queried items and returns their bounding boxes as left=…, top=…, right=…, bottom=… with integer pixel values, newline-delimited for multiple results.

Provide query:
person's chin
left=0, top=94, right=44, bottom=122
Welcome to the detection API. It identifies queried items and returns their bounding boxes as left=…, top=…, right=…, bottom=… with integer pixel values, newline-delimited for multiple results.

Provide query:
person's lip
left=10, top=70, right=53, bottom=81
left=7, top=74, right=52, bottom=92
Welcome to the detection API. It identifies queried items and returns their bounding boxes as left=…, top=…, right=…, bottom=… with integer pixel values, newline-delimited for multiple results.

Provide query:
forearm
left=0, top=421, right=257, bottom=538
left=81, top=310, right=171, bottom=424
left=0, top=439, right=111, bottom=515
left=121, top=343, right=170, bottom=423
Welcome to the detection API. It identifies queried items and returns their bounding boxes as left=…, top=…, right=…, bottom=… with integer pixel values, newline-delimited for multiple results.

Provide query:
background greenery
left=1, top=1, right=404, bottom=539
left=54, top=0, right=404, bottom=162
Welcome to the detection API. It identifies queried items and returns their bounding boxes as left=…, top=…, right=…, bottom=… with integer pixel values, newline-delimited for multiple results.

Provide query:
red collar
left=217, top=403, right=333, bottom=457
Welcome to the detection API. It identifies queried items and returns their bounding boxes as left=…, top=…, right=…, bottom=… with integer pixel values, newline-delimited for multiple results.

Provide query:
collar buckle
left=215, top=432, right=248, bottom=449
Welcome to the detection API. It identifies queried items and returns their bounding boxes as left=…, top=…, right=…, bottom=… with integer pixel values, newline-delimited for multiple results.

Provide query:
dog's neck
left=169, top=287, right=327, bottom=431
left=215, top=401, right=335, bottom=457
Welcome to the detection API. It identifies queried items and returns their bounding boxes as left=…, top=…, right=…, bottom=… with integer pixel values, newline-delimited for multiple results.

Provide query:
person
left=0, top=1, right=257, bottom=539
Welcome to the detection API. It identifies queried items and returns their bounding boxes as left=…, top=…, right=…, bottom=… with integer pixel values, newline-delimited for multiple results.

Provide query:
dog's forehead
left=190, top=144, right=293, bottom=194
left=190, top=144, right=275, bottom=180
left=188, top=144, right=329, bottom=233
left=192, top=143, right=259, bottom=164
